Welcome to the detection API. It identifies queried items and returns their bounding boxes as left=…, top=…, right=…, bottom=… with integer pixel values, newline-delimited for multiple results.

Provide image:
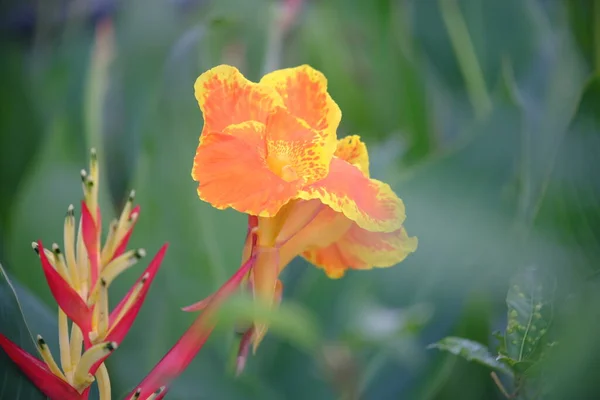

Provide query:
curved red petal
left=183, top=216, right=256, bottom=312
left=0, top=334, right=82, bottom=400
left=181, top=294, right=214, bottom=312
left=128, top=253, right=256, bottom=398
left=107, top=244, right=168, bottom=343
left=38, top=241, right=91, bottom=334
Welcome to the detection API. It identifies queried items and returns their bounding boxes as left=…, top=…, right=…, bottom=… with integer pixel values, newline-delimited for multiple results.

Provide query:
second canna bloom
left=189, top=65, right=418, bottom=357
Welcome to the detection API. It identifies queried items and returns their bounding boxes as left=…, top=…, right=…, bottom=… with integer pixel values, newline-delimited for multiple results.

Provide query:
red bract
left=111, top=205, right=140, bottom=261
left=128, top=252, right=257, bottom=399
left=106, top=244, right=169, bottom=343
left=0, top=334, right=83, bottom=400
left=81, top=200, right=100, bottom=289
left=37, top=240, right=92, bottom=336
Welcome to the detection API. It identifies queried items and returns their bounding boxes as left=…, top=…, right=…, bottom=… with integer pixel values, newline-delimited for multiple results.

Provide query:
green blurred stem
left=420, top=354, right=458, bottom=400
left=358, top=350, right=387, bottom=395
left=85, top=20, right=113, bottom=153
left=262, top=3, right=284, bottom=75
left=439, top=0, right=492, bottom=120
left=595, top=0, right=600, bottom=74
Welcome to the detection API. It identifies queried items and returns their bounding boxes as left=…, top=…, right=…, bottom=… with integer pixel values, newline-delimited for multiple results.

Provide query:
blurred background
left=1, top=0, right=599, bottom=399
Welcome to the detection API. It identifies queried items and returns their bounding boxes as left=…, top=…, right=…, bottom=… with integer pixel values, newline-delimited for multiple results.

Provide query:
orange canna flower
left=190, top=65, right=418, bottom=362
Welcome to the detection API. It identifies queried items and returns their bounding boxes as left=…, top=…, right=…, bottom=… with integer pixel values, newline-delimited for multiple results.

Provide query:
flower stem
left=439, top=0, right=491, bottom=120
left=594, top=0, right=600, bottom=74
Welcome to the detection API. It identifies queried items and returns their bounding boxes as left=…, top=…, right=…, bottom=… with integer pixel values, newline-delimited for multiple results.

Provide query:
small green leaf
left=504, top=266, right=555, bottom=363
left=428, top=336, right=514, bottom=377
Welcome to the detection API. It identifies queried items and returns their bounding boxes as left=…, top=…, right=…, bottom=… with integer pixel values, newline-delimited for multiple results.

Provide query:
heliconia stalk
left=128, top=251, right=257, bottom=399
left=182, top=215, right=258, bottom=313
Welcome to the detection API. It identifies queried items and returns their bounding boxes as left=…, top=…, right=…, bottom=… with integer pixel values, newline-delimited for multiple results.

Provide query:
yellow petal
left=335, top=135, right=370, bottom=177
left=303, top=224, right=418, bottom=278
left=260, top=65, right=341, bottom=140
left=297, top=157, right=405, bottom=232
left=265, top=108, right=336, bottom=184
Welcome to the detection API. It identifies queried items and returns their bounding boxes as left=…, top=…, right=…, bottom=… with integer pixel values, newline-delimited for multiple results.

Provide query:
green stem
left=594, top=0, right=600, bottom=74
left=439, top=0, right=492, bottom=120
left=262, top=3, right=285, bottom=75
left=84, top=19, right=114, bottom=153
left=358, top=350, right=387, bottom=395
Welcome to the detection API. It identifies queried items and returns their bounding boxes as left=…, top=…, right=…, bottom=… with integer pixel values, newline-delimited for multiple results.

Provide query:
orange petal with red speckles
left=194, top=65, right=283, bottom=135
left=259, top=65, right=341, bottom=139
left=297, top=158, right=405, bottom=232
left=192, top=123, right=297, bottom=217
left=265, top=108, right=336, bottom=185
left=302, top=223, right=418, bottom=278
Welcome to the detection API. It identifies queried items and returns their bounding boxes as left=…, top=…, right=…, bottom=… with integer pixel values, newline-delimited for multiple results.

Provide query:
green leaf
left=0, top=263, right=47, bottom=400
left=504, top=266, right=555, bottom=363
left=428, top=336, right=514, bottom=377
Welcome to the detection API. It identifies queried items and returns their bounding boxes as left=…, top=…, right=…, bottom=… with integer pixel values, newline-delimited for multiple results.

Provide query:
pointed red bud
left=111, top=205, right=141, bottom=261
left=181, top=294, right=214, bottom=312
left=37, top=241, right=92, bottom=335
left=107, top=244, right=168, bottom=343
left=81, top=201, right=100, bottom=289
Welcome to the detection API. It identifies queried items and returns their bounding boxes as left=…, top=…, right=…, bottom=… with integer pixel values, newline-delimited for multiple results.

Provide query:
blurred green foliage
left=1, top=0, right=599, bottom=399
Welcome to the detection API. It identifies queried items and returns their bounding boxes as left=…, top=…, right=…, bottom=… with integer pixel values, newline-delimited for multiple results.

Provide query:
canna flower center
left=267, top=151, right=299, bottom=182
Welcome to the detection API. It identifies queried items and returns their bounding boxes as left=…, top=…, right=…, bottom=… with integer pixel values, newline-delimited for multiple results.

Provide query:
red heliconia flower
left=0, top=333, right=116, bottom=400
left=1, top=149, right=168, bottom=400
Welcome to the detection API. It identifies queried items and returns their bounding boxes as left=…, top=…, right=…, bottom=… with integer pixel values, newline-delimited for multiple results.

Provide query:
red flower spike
left=128, top=253, right=257, bottom=398
left=107, top=244, right=169, bottom=342
left=0, top=334, right=83, bottom=400
left=81, top=201, right=100, bottom=289
left=38, top=241, right=92, bottom=334
left=111, top=205, right=141, bottom=261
